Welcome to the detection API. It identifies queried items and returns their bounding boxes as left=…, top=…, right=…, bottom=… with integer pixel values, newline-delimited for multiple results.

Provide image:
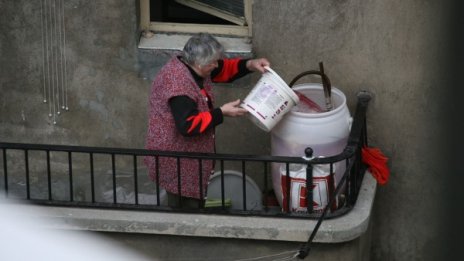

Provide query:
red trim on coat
left=212, top=58, right=241, bottom=82
left=187, top=112, right=212, bottom=133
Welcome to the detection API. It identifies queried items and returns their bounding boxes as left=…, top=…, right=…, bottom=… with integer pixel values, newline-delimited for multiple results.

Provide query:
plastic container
left=279, top=163, right=337, bottom=213
left=207, top=170, right=262, bottom=210
left=271, top=83, right=352, bottom=209
left=241, top=67, right=299, bottom=132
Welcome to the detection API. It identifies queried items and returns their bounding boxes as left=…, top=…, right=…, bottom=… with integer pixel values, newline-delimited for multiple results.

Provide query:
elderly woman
left=144, top=33, right=270, bottom=208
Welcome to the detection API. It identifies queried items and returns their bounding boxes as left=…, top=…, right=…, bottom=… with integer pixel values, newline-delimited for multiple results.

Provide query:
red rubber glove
left=362, top=146, right=390, bottom=185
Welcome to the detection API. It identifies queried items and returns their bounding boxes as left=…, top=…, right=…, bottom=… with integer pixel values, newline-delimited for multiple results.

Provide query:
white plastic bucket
left=271, top=84, right=352, bottom=210
left=241, top=67, right=299, bottom=132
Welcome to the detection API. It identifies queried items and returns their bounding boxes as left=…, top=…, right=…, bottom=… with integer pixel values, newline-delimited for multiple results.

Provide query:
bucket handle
left=289, top=62, right=333, bottom=111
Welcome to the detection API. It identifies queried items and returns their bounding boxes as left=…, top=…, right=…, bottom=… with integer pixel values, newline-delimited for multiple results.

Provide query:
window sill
left=138, top=33, right=252, bottom=54
left=3, top=172, right=377, bottom=243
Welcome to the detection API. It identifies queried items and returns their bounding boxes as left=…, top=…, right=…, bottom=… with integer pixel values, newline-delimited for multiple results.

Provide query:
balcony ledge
left=3, top=172, right=376, bottom=243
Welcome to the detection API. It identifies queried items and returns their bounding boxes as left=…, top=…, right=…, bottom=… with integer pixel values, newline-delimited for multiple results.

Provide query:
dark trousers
left=167, top=192, right=204, bottom=209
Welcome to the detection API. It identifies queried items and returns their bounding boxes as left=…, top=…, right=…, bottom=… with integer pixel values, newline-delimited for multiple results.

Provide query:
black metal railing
left=0, top=91, right=371, bottom=219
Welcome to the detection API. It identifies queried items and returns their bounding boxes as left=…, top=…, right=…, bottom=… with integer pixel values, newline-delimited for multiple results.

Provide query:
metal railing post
left=90, top=153, right=95, bottom=203
left=304, top=148, right=313, bottom=214
left=2, top=148, right=8, bottom=197
left=46, top=150, right=52, bottom=200
left=241, top=160, right=247, bottom=211
left=68, top=151, right=73, bottom=201
left=133, top=155, right=138, bottom=205
left=25, top=149, right=30, bottom=199
left=111, top=153, right=117, bottom=204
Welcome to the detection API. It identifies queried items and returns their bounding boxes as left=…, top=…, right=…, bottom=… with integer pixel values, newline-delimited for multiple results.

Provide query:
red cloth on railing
left=361, top=146, right=390, bottom=185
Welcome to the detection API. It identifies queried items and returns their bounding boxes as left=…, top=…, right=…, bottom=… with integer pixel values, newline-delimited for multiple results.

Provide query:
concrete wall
left=0, top=0, right=146, bottom=148
left=99, top=231, right=372, bottom=261
left=0, top=0, right=449, bottom=260
left=251, top=1, right=448, bottom=260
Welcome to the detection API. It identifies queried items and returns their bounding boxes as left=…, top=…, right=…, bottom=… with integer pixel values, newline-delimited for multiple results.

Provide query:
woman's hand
left=246, top=58, right=271, bottom=73
left=220, top=99, right=248, bottom=117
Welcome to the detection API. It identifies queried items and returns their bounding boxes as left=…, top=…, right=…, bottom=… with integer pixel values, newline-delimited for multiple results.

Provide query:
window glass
left=141, top=0, right=251, bottom=37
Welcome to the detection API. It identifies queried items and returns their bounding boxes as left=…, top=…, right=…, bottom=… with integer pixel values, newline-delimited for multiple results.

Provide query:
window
left=140, top=0, right=252, bottom=37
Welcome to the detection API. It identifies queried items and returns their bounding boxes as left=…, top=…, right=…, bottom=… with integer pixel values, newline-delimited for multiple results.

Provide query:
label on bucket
left=248, top=83, right=289, bottom=119
left=242, top=82, right=290, bottom=131
left=250, top=84, right=283, bottom=109
left=241, top=68, right=298, bottom=132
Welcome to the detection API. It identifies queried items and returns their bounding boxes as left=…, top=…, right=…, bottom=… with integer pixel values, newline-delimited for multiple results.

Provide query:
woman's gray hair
left=182, top=33, right=224, bottom=67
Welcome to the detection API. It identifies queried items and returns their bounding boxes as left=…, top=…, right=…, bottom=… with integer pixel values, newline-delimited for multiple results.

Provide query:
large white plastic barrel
left=271, top=83, right=352, bottom=209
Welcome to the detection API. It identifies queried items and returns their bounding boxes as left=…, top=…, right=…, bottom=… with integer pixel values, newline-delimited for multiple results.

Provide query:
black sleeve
left=169, top=95, right=224, bottom=137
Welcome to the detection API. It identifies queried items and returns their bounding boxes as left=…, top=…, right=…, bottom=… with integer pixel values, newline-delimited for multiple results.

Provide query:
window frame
left=140, top=0, right=253, bottom=37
